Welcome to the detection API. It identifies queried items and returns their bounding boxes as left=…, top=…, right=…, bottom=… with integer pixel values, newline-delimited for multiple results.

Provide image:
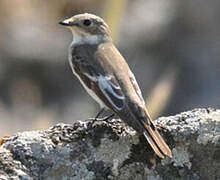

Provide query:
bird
left=59, top=13, right=172, bottom=158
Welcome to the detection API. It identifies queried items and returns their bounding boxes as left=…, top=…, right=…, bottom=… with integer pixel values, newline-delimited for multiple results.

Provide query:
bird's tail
left=118, top=102, right=172, bottom=158
left=142, top=120, right=172, bottom=159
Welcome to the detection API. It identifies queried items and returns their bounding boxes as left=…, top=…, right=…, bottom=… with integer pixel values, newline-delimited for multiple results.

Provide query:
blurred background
left=0, top=0, right=219, bottom=136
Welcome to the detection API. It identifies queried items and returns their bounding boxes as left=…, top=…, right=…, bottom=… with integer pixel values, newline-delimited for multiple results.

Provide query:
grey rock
left=0, top=108, right=219, bottom=180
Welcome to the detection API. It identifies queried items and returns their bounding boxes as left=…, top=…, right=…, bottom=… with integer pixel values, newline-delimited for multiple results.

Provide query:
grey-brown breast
left=70, top=43, right=125, bottom=111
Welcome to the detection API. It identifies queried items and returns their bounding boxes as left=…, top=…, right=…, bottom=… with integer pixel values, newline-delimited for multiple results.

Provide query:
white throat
left=70, top=29, right=101, bottom=46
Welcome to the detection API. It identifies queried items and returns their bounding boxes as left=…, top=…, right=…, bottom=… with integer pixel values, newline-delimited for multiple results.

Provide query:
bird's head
left=59, top=13, right=111, bottom=45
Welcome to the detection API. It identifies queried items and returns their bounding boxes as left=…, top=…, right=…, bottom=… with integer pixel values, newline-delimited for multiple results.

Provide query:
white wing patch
left=83, top=72, right=98, bottom=82
left=98, top=75, right=124, bottom=110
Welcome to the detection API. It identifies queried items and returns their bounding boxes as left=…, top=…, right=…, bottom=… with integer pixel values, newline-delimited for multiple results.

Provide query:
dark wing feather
left=72, top=48, right=124, bottom=111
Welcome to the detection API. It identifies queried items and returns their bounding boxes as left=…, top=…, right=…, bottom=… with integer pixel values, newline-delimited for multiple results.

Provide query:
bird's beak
left=59, top=18, right=76, bottom=26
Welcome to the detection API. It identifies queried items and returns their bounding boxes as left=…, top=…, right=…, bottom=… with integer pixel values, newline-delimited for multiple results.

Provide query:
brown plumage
left=60, top=13, right=172, bottom=158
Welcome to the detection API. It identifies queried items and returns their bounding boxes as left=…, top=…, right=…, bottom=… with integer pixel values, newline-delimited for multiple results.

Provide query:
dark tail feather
left=143, top=121, right=172, bottom=158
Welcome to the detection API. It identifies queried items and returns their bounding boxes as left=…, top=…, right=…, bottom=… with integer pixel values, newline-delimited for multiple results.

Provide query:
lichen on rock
left=0, top=108, right=219, bottom=179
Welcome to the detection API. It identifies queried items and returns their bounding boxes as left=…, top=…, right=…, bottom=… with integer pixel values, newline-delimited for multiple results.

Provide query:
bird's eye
left=83, top=19, right=92, bottom=26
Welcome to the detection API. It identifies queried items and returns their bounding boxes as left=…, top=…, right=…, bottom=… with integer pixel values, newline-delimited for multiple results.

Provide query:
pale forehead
left=73, top=13, right=103, bottom=20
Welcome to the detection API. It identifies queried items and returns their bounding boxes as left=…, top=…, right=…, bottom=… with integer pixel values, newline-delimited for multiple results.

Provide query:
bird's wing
left=128, top=71, right=146, bottom=105
left=95, top=43, right=172, bottom=158
left=71, top=48, right=125, bottom=111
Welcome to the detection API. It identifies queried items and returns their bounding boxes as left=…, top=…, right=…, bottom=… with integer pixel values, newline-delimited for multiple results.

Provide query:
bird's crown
left=59, top=13, right=111, bottom=42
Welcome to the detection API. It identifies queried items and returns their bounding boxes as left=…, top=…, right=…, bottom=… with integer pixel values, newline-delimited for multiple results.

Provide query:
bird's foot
left=88, top=113, right=115, bottom=124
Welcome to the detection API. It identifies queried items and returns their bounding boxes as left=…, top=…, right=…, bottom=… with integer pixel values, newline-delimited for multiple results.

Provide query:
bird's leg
left=95, top=108, right=105, bottom=119
left=100, top=113, right=115, bottom=121
left=95, top=108, right=115, bottom=121
left=89, top=108, right=115, bottom=123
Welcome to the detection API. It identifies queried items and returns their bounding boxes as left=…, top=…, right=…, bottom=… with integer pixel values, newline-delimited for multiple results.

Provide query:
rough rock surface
left=0, top=108, right=219, bottom=180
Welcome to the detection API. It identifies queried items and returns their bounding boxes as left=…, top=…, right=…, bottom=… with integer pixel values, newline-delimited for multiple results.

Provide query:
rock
left=0, top=108, right=219, bottom=180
